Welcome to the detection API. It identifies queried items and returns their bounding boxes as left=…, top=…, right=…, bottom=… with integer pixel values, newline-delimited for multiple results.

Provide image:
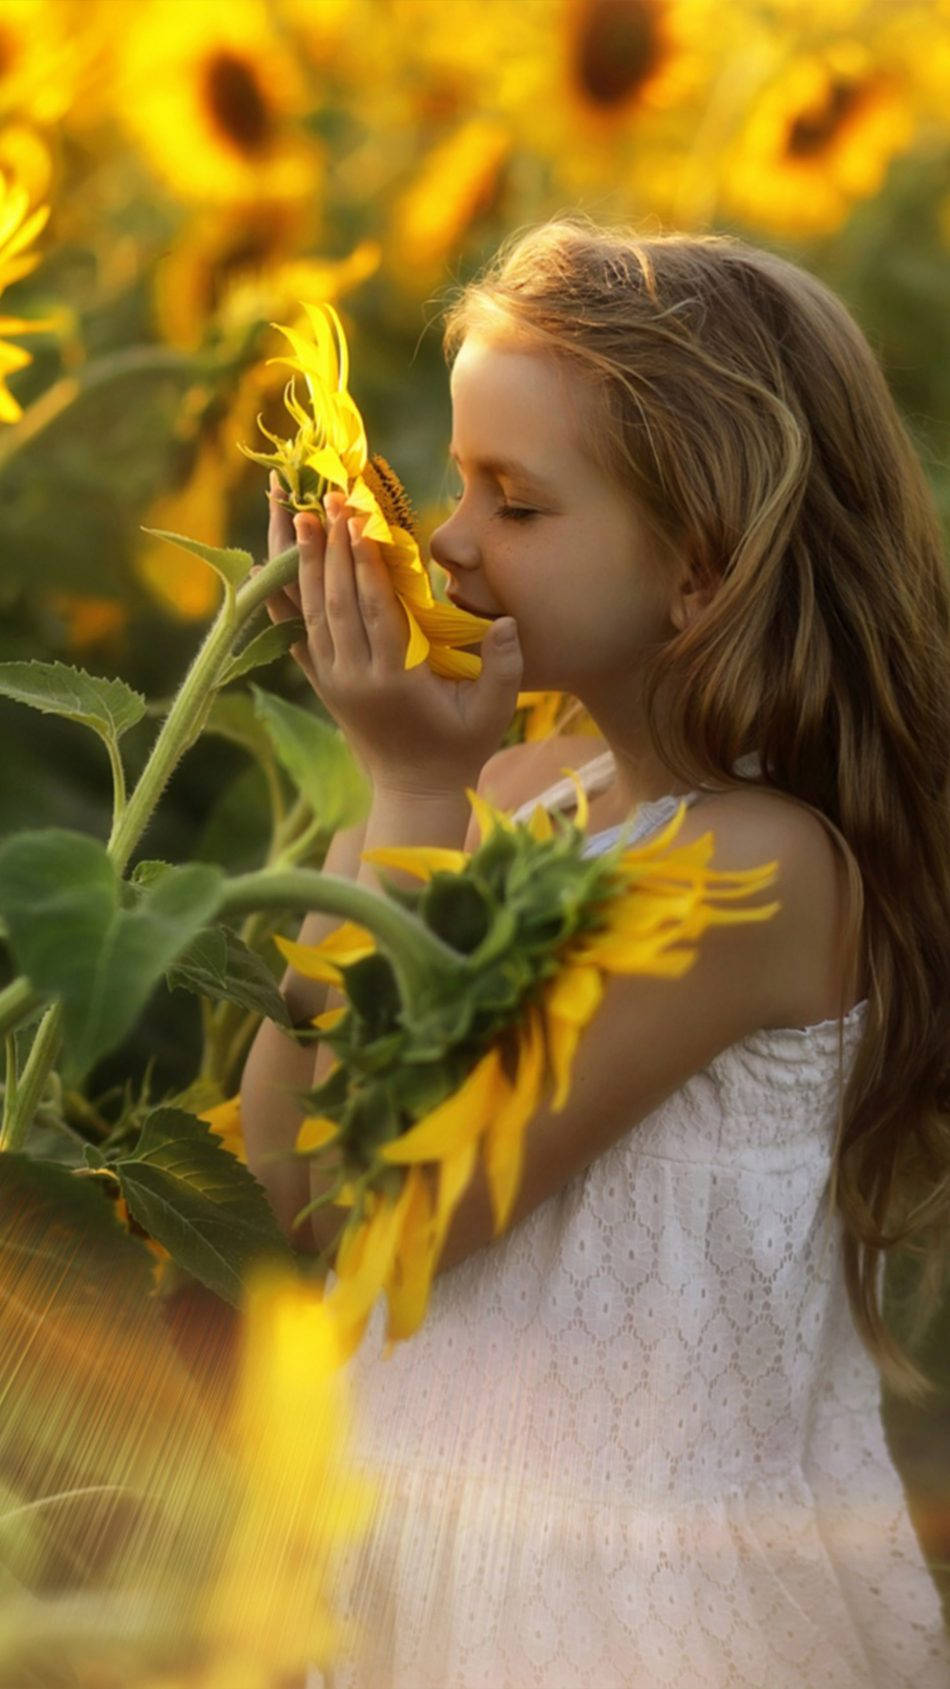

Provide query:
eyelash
left=450, top=493, right=538, bottom=523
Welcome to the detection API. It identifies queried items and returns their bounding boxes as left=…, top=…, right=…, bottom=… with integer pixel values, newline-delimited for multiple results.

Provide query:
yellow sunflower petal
left=379, top=1043, right=505, bottom=1165
left=295, top=1115, right=340, bottom=1154
left=400, top=600, right=431, bottom=669
left=384, top=1167, right=437, bottom=1349
left=304, top=442, right=349, bottom=488
left=543, top=964, right=604, bottom=1111
left=312, top=1004, right=347, bottom=1031
left=432, top=1136, right=478, bottom=1260
left=326, top=1177, right=416, bottom=1332
left=360, top=845, right=470, bottom=881
left=465, top=786, right=516, bottom=846
left=426, top=644, right=482, bottom=679
left=274, top=923, right=375, bottom=981
left=346, top=476, right=393, bottom=544
left=527, top=803, right=554, bottom=842
left=483, top=1007, right=546, bottom=1234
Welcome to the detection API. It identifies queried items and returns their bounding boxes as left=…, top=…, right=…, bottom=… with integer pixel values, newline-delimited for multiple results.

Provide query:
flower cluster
left=281, top=779, right=779, bottom=1360
left=240, top=300, right=499, bottom=678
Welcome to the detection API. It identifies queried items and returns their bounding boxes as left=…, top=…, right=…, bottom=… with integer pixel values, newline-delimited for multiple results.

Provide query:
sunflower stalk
left=219, top=868, right=467, bottom=1014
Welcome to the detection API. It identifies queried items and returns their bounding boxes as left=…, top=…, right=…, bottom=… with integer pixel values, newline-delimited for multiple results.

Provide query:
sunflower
left=499, top=0, right=718, bottom=199
left=0, top=175, right=49, bottom=423
left=240, top=300, right=499, bottom=678
left=283, top=779, right=779, bottom=1360
left=154, top=195, right=379, bottom=352
left=387, top=117, right=511, bottom=285
left=135, top=435, right=230, bottom=620
left=0, top=0, right=90, bottom=127
left=723, top=39, right=915, bottom=237
left=186, top=1263, right=380, bottom=1681
left=114, top=0, right=316, bottom=205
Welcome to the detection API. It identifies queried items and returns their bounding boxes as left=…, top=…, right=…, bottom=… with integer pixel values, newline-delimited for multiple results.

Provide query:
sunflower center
left=574, top=0, right=664, bottom=110
left=0, top=27, right=16, bottom=78
left=363, top=454, right=417, bottom=538
left=203, top=50, right=272, bottom=157
left=786, top=76, right=864, bottom=159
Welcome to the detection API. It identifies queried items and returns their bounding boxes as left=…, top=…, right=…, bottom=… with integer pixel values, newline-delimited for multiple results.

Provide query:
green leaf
left=203, top=689, right=277, bottom=766
left=219, top=617, right=306, bottom=686
left=113, top=1107, right=296, bottom=1304
left=165, top=924, right=291, bottom=1027
left=251, top=685, right=370, bottom=834
left=139, top=527, right=253, bottom=590
left=0, top=661, right=146, bottom=752
left=0, top=832, right=224, bottom=1081
left=0, top=1151, right=156, bottom=1303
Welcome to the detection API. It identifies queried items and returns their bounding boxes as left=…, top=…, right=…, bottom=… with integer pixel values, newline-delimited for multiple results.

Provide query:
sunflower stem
left=219, top=867, right=467, bottom=1008
left=0, top=976, right=44, bottom=1041
left=0, top=1003, right=62, bottom=1154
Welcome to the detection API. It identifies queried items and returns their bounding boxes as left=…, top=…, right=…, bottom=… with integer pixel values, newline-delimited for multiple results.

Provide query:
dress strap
left=507, top=750, right=617, bottom=825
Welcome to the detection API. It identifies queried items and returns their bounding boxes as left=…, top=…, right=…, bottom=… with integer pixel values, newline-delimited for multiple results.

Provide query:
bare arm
left=239, top=816, right=368, bottom=1254
left=239, top=766, right=499, bottom=1254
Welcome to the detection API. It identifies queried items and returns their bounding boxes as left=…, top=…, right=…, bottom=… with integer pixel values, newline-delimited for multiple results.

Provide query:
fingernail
left=294, top=515, right=311, bottom=543
left=347, top=516, right=363, bottom=544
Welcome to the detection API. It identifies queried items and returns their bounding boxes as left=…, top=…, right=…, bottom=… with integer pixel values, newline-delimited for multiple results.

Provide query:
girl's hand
left=256, top=471, right=322, bottom=694
left=266, top=484, right=522, bottom=795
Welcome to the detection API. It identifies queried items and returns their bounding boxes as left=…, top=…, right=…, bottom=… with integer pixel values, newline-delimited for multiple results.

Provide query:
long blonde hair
left=442, top=214, right=950, bottom=1402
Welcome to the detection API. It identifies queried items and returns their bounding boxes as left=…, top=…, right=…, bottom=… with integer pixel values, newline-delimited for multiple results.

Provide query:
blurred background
left=0, top=0, right=947, bottom=1611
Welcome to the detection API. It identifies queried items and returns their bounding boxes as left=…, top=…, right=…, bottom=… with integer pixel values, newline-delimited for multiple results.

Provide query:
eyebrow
left=448, top=448, right=555, bottom=493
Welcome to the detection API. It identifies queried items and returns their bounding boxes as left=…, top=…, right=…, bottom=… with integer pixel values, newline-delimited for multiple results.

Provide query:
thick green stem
left=10, top=544, right=306, bottom=1136
left=219, top=868, right=467, bottom=1007
left=107, top=545, right=300, bottom=874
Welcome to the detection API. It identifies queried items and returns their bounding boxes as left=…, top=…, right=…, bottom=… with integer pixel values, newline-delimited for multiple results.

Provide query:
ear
left=669, top=561, right=715, bottom=633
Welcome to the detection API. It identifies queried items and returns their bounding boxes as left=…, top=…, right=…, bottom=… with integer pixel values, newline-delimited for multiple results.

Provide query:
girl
left=240, top=215, right=950, bottom=1687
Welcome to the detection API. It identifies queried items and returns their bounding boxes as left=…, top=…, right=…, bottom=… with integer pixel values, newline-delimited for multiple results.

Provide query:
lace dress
left=307, top=761, right=949, bottom=1688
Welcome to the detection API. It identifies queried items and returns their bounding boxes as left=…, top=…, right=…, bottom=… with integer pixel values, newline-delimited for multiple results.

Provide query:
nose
left=428, top=503, right=480, bottom=578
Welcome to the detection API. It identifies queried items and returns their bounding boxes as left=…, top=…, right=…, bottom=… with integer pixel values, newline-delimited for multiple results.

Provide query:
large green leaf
left=0, top=832, right=223, bottom=1081
left=251, top=684, right=370, bottom=834
left=0, top=660, right=146, bottom=751
left=139, top=527, right=253, bottom=590
left=112, top=1108, right=296, bottom=1304
left=165, top=925, right=291, bottom=1027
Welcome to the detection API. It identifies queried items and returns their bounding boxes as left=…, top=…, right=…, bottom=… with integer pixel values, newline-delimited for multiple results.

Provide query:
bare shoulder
left=675, top=786, right=863, bottom=1030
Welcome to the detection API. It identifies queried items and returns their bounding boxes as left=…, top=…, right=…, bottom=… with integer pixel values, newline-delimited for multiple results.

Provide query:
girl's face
left=429, top=334, right=682, bottom=696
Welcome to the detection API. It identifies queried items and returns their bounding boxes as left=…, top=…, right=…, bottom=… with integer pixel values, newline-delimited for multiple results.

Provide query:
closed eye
left=449, top=492, right=538, bottom=523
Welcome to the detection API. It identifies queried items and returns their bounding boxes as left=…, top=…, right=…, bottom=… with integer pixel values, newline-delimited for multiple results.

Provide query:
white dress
left=307, top=762, right=949, bottom=1689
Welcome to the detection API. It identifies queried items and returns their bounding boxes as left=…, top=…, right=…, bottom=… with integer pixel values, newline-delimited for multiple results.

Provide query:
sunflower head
left=362, top=452, right=417, bottom=541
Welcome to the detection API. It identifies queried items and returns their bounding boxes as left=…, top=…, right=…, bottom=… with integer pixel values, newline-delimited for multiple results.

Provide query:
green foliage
left=139, top=527, right=254, bottom=591
left=251, top=683, right=371, bottom=833
left=165, top=923, right=292, bottom=1028
left=0, top=831, right=222, bottom=1080
left=0, top=660, right=146, bottom=743
left=0, top=1150, right=157, bottom=1298
left=218, top=615, right=306, bottom=685
left=107, top=1107, right=295, bottom=1304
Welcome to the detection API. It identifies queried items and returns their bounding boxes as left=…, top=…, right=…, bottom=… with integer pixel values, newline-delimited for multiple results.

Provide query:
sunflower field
left=0, top=0, right=948, bottom=1682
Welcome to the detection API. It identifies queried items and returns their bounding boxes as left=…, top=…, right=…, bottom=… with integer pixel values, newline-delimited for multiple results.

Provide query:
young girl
left=240, top=216, right=950, bottom=1687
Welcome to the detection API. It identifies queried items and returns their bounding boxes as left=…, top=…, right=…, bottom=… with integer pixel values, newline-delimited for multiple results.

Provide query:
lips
left=446, top=591, right=501, bottom=619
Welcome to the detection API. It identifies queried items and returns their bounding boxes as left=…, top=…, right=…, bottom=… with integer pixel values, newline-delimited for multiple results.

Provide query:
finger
left=348, top=516, right=408, bottom=671
left=303, top=506, right=371, bottom=667
left=294, top=511, right=338, bottom=669
left=267, top=470, right=296, bottom=561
